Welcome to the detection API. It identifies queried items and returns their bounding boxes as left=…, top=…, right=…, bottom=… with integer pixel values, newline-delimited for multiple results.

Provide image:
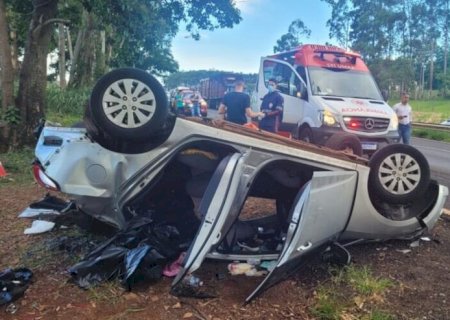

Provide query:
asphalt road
left=411, top=137, right=450, bottom=208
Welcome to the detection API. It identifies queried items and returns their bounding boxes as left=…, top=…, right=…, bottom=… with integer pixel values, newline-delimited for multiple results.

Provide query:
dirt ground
left=1, top=184, right=449, bottom=320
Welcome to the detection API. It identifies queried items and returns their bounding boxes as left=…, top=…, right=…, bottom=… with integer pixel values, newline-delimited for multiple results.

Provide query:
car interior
left=123, top=140, right=327, bottom=256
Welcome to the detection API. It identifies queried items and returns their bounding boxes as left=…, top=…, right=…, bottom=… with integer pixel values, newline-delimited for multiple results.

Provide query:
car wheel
left=298, top=127, right=313, bottom=143
left=89, top=68, right=168, bottom=142
left=325, top=132, right=363, bottom=157
left=368, top=144, right=430, bottom=204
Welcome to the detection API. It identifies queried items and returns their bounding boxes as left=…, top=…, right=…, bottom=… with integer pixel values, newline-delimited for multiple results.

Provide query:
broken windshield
left=308, top=67, right=383, bottom=100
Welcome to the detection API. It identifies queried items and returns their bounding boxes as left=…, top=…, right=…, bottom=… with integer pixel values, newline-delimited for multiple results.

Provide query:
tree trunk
left=68, top=9, right=96, bottom=88
left=67, top=27, right=73, bottom=61
left=429, top=42, right=435, bottom=97
left=0, top=0, right=14, bottom=110
left=443, top=0, right=449, bottom=96
left=0, top=0, right=15, bottom=150
left=10, top=30, right=18, bottom=75
left=58, top=23, right=66, bottom=88
left=94, top=30, right=106, bottom=80
left=15, top=0, right=58, bottom=146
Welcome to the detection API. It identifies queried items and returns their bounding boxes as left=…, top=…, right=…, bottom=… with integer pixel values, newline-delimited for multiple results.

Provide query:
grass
left=0, top=147, right=35, bottom=186
left=87, top=281, right=123, bottom=304
left=388, top=98, right=450, bottom=123
left=343, top=265, right=393, bottom=296
left=413, top=128, right=450, bottom=143
left=310, top=265, right=394, bottom=320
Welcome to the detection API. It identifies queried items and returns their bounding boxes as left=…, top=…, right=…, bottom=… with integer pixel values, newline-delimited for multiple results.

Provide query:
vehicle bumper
left=311, top=126, right=400, bottom=151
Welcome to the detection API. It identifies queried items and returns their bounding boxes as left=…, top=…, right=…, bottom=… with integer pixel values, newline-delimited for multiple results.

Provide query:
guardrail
left=413, top=122, right=450, bottom=132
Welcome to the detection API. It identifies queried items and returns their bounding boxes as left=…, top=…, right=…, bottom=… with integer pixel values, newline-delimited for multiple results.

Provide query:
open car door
left=246, top=170, right=357, bottom=302
left=172, top=153, right=244, bottom=288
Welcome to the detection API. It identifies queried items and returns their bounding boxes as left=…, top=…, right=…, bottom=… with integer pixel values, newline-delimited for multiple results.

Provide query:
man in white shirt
left=393, top=92, right=412, bottom=144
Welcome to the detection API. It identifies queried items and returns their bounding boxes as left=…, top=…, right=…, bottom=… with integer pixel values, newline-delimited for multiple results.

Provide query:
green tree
left=273, top=19, right=311, bottom=53
left=67, top=0, right=242, bottom=87
left=0, top=0, right=242, bottom=149
left=323, top=0, right=352, bottom=47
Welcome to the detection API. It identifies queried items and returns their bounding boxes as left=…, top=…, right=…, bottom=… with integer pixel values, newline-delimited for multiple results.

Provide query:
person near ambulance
left=259, top=78, right=284, bottom=133
left=393, top=92, right=412, bottom=144
left=218, top=80, right=264, bottom=124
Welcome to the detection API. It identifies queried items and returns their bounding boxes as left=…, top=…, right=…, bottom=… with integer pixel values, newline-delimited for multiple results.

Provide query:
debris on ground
left=163, top=252, right=186, bottom=277
left=410, top=240, right=421, bottom=248
left=69, top=217, right=186, bottom=290
left=227, top=262, right=267, bottom=276
left=24, top=220, right=55, bottom=234
left=0, top=268, right=33, bottom=305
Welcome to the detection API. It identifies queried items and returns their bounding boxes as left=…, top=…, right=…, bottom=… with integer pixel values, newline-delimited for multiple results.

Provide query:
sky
left=172, top=0, right=332, bottom=74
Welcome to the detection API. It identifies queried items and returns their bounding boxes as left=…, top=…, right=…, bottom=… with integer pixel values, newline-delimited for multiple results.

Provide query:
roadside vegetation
left=46, top=85, right=90, bottom=126
left=402, top=98, right=450, bottom=143
left=311, top=265, right=394, bottom=320
left=0, top=147, right=34, bottom=185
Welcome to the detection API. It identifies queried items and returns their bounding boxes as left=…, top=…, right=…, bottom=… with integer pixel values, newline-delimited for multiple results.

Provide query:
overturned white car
left=31, top=69, right=448, bottom=301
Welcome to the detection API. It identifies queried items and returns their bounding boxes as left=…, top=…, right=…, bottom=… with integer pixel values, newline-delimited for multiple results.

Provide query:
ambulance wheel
left=325, top=133, right=363, bottom=156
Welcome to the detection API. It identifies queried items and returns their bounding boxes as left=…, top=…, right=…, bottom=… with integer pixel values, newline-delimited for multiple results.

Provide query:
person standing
left=393, top=92, right=412, bottom=144
left=191, top=91, right=201, bottom=117
left=259, top=78, right=284, bottom=133
left=175, top=90, right=184, bottom=115
left=218, top=80, right=264, bottom=124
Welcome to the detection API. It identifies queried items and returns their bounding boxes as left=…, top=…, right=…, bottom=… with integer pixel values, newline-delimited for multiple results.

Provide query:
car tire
left=368, top=144, right=430, bottom=204
left=325, top=132, right=363, bottom=157
left=298, top=127, right=313, bottom=143
left=89, top=68, right=168, bottom=142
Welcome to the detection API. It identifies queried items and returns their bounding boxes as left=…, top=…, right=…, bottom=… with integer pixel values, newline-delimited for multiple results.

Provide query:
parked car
left=441, top=119, right=450, bottom=126
left=30, top=68, right=448, bottom=302
left=181, top=91, right=208, bottom=117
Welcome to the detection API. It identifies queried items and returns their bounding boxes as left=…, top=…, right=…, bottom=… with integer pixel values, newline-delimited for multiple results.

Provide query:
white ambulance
left=256, top=44, right=400, bottom=155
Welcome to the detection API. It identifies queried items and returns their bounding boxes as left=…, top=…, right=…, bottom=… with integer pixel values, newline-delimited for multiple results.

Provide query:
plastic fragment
left=5, top=303, right=18, bottom=314
left=260, top=260, right=278, bottom=271
left=183, top=274, right=203, bottom=287
left=24, top=220, right=55, bottom=235
left=396, top=249, right=412, bottom=254
left=410, top=240, right=420, bottom=248
left=19, top=208, right=60, bottom=219
left=163, top=252, right=186, bottom=277
left=420, top=237, right=431, bottom=242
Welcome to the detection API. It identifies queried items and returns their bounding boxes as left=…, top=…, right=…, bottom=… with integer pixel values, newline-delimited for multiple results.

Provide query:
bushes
left=46, top=84, right=91, bottom=126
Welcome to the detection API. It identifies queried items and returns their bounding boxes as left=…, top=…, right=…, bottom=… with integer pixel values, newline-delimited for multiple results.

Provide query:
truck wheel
left=325, top=132, right=363, bottom=156
left=368, top=144, right=430, bottom=204
left=89, top=68, right=168, bottom=142
left=298, top=127, right=313, bottom=143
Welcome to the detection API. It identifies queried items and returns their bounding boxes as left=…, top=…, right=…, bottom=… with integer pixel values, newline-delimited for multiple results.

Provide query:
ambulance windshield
left=308, top=67, right=383, bottom=100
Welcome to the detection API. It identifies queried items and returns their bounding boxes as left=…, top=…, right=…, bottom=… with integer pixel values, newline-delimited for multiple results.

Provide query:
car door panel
left=172, top=153, right=244, bottom=288
left=246, top=170, right=357, bottom=302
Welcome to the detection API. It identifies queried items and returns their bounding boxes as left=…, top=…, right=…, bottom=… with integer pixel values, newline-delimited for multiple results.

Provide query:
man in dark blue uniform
left=218, top=80, right=264, bottom=125
left=259, top=78, right=284, bottom=133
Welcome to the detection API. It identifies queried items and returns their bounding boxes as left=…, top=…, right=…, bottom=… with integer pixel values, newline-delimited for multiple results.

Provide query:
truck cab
left=256, top=44, right=400, bottom=154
